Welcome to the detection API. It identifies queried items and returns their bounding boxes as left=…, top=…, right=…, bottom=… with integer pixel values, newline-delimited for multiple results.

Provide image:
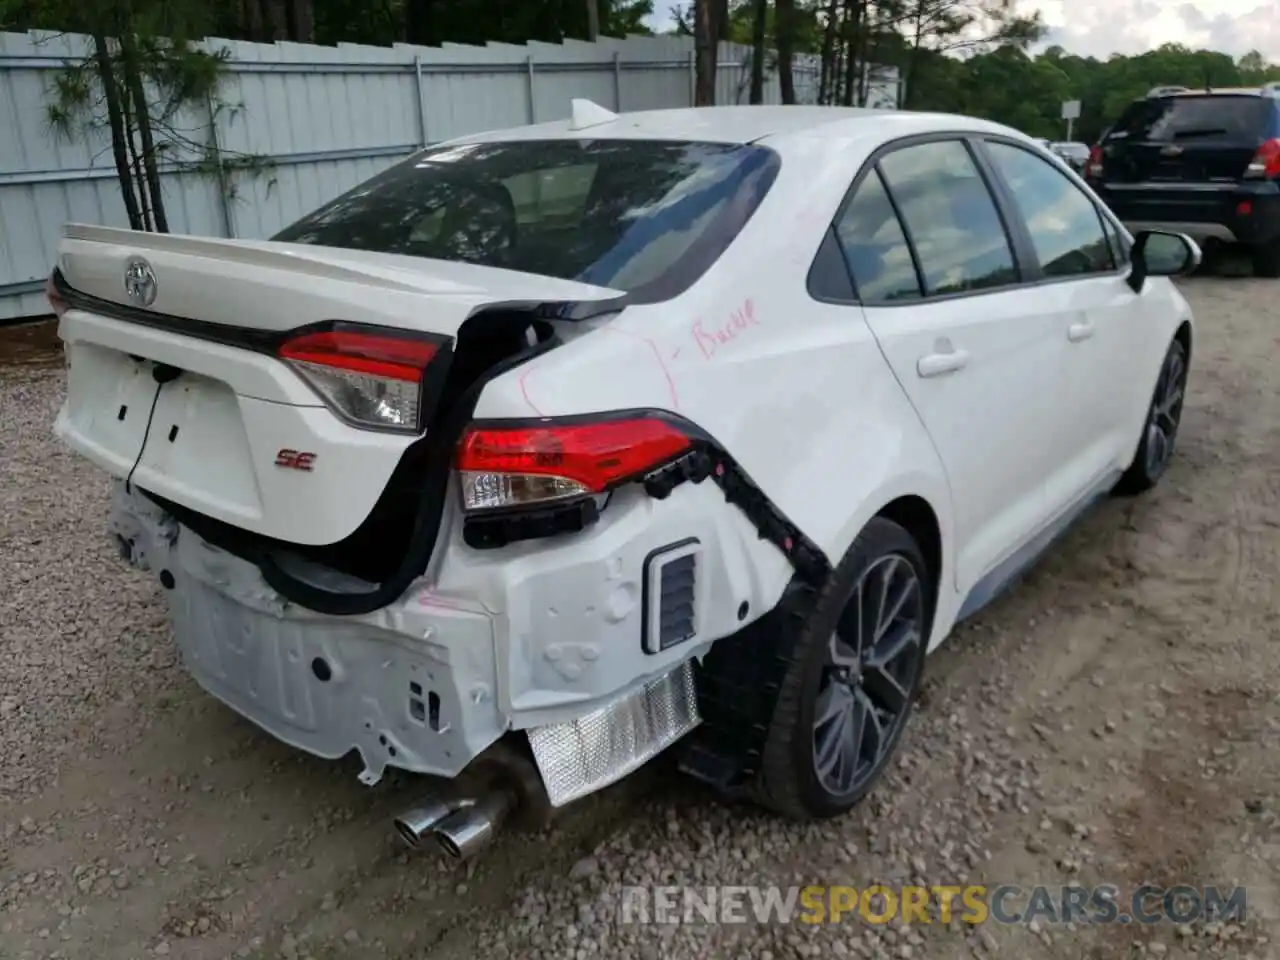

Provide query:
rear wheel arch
left=876, top=494, right=942, bottom=609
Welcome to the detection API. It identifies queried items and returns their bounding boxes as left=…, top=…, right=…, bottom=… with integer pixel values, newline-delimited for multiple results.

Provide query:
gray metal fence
left=0, top=30, right=825, bottom=321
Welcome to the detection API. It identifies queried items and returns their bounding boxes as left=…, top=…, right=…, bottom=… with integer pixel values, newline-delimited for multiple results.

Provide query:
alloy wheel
left=811, top=553, right=924, bottom=798
left=1145, top=344, right=1187, bottom=477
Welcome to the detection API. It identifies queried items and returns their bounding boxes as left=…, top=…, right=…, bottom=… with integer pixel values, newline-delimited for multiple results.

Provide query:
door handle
left=916, top=349, right=970, bottom=378
left=1067, top=320, right=1095, bottom=342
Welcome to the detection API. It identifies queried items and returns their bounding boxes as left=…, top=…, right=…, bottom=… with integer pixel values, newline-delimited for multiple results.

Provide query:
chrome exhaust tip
left=433, top=791, right=515, bottom=861
left=392, top=798, right=455, bottom=849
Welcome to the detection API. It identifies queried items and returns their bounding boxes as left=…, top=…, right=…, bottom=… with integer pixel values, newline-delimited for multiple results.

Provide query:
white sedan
left=46, top=102, right=1197, bottom=859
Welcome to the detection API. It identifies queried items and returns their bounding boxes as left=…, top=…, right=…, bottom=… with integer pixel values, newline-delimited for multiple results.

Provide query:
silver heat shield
left=527, top=660, right=701, bottom=807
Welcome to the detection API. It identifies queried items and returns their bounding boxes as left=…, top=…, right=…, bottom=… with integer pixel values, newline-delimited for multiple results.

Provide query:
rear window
left=273, top=139, right=780, bottom=303
left=1106, top=95, right=1272, bottom=143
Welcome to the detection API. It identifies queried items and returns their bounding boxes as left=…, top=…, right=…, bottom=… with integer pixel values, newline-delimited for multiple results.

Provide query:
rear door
left=836, top=137, right=1059, bottom=596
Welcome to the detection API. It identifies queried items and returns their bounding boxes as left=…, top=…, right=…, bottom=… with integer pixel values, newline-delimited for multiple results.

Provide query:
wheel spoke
left=838, top=695, right=866, bottom=785
left=827, top=631, right=859, bottom=669
left=855, top=687, right=886, bottom=765
left=814, top=683, right=857, bottom=788
left=867, top=618, right=920, bottom=671
left=1156, top=384, right=1182, bottom=417
left=814, top=681, right=847, bottom=730
left=862, top=662, right=910, bottom=716
left=872, top=556, right=899, bottom=638
left=875, top=573, right=913, bottom=643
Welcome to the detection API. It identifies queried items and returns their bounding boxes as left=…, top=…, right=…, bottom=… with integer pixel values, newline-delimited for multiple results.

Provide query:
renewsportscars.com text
left=618, top=884, right=1247, bottom=926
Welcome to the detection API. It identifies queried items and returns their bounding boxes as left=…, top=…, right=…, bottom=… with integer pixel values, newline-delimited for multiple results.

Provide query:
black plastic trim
left=679, top=572, right=821, bottom=795
left=256, top=331, right=564, bottom=616
left=639, top=536, right=700, bottom=655
left=463, top=496, right=600, bottom=549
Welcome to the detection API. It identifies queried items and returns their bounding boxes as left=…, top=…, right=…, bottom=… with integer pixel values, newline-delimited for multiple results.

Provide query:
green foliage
left=909, top=42, right=1280, bottom=142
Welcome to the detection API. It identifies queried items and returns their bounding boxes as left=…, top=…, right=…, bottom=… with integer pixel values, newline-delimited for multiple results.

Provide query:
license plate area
left=58, top=342, right=159, bottom=475
left=130, top=373, right=264, bottom=525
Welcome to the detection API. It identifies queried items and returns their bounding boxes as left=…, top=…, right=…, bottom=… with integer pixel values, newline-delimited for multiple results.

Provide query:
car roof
left=442, top=104, right=1030, bottom=149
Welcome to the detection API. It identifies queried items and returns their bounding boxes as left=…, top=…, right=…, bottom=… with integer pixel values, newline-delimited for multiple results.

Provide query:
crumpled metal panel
left=528, top=660, right=701, bottom=807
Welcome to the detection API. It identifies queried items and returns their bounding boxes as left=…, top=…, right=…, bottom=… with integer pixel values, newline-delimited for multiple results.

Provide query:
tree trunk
left=91, top=35, right=144, bottom=231
left=903, top=8, right=926, bottom=109
left=714, top=0, right=730, bottom=40
left=854, top=7, right=874, bottom=107
left=776, top=0, right=796, bottom=104
left=119, top=33, right=170, bottom=233
left=694, top=0, right=717, bottom=106
left=264, top=0, right=289, bottom=41
left=585, top=0, right=600, bottom=40
left=286, top=0, right=315, bottom=41
left=840, top=0, right=861, bottom=106
left=242, top=0, right=264, bottom=41
left=117, top=88, right=154, bottom=232
left=748, top=0, right=767, bottom=104
left=404, top=0, right=438, bottom=45
left=817, top=0, right=840, bottom=104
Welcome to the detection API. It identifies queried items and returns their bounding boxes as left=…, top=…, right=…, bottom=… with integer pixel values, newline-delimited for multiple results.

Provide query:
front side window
left=877, top=140, right=1019, bottom=296
left=985, top=140, right=1114, bottom=277
left=1102, top=215, right=1130, bottom=266
left=274, top=139, right=780, bottom=304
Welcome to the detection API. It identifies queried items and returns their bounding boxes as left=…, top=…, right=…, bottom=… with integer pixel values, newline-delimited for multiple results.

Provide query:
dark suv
left=1086, top=85, right=1280, bottom=276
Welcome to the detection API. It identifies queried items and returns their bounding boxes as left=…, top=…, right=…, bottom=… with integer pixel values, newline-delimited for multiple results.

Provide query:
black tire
left=1250, top=239, right=1280, bottom=278
left=1114, top=336, right=1188, bottom=496
left=751, top=517, right=934, bottom=820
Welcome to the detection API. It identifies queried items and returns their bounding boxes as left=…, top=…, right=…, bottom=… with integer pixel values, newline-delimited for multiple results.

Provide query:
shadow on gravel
left=0, top=317, right=61, bottom=368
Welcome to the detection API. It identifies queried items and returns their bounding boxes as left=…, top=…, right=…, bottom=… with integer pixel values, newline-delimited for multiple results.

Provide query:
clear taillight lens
left=278, top=326, right=447, bottom=433
left=455, top=417, right=693, bottom=512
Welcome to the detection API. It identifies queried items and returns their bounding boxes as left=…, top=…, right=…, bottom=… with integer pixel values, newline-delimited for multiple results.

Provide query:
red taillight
left=45, top=274, right=69, bottom=319
left=279, top=329, right=440, bottom=382
left=1086, top=144, right=1104, bottom=179
left=277, top=326, right=445, bottom=433
left=456, top=417, right=693, bottom=512
left=1245, top=138, right=1280, bottom=179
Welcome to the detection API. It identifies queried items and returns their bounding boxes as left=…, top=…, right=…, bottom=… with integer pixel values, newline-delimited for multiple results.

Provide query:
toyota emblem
left=123, top=257, right=158, bottom=307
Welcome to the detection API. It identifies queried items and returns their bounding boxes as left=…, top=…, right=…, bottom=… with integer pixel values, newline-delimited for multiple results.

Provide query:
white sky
left=643, top=2, right=1280, bottom=61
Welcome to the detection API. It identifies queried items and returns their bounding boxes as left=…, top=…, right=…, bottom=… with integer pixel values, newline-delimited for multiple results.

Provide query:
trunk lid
left=54, top=224, right=621, bottom=548
left=59, top=223, right=619, bottom=333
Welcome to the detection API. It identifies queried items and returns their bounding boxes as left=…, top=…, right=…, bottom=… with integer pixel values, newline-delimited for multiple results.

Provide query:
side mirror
left=1126, top=229, right=1202, bottom=293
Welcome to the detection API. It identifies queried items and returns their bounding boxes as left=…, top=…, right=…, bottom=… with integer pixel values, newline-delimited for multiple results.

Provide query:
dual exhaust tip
left=392, top=790, right=515, bottom=860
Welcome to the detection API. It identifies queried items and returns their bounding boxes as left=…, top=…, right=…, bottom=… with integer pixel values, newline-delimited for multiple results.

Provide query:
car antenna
left=568, top=98, right=620, bottom=131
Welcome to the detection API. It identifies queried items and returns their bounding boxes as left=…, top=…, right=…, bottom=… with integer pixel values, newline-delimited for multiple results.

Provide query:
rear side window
left=274, top=139, right=780, bottom=304
left=877, top=140, right=1018, bottom=296
left=984, top=141, right=1114, bottom=277
left=1107, top=95, right=1272, bottom=143
left=833, top=169, right=922, bottom=302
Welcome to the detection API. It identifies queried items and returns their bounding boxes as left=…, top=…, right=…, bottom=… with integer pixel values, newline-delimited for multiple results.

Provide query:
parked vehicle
left=46, top=102, right=1198, bottom=859
left=1086, top=84, right=1280, bottom=275
left=1051, top=140, right=1091, bottom=172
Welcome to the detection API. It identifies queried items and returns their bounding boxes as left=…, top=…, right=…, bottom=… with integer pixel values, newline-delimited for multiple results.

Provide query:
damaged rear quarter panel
left=472, top=133, right=957, bottom=647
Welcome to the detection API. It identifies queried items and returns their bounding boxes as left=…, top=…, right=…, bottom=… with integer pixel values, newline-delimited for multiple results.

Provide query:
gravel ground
left=3, top=272, right=1279, bottom=960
